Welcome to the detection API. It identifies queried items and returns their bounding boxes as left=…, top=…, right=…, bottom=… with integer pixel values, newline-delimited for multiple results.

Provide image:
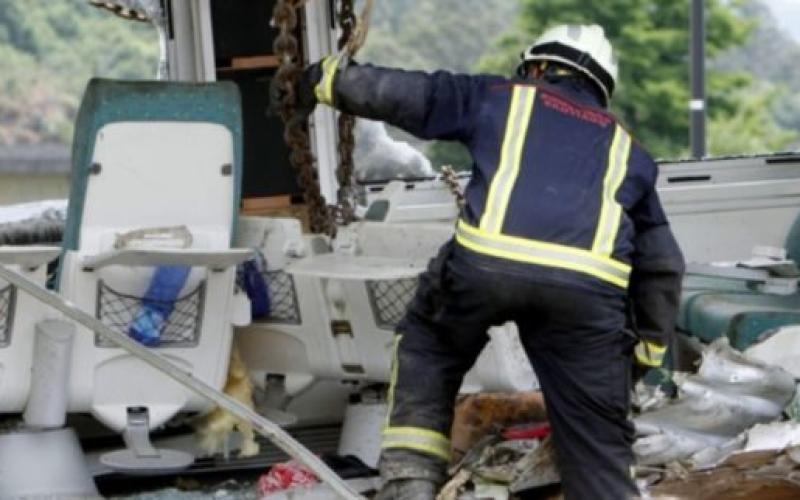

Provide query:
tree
left=478, top=0, right=795, bottom=159
left=360, top=0, right=519, bottom=170
left=360, top=0, right=518, bottom=74
left=0, top=1, right=158, bottom=145
left=715, top=1, right=800, bottom=147
left=708, top=87, right=795, bottom=155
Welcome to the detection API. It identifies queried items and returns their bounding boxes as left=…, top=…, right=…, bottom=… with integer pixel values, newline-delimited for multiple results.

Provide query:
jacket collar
left=516, top=77, right=605, bottom=108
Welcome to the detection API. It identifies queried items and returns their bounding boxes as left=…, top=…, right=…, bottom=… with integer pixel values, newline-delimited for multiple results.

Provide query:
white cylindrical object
left=23, top=320, right=76, bottom=429
left=0, top=428, right=99, bottom=498
left=337, top=400, right=387, bottom=468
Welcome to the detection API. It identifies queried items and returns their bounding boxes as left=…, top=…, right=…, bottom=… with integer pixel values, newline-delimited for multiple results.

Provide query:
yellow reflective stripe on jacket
left=480, top=86, right=537, bottom=234
left=314, top=55, right=343, bottom=106
left=456, top=220, right=631, bottom=288
left=592, top=125, right=632, bottom=256
left=382, top=427, right=452, bottom=461
left=635, top=341, right=667, bottom=367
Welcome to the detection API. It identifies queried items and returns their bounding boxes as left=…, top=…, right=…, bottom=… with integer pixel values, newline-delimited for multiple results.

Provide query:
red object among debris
left=503, top=423, right=552, bottom=441
left=257, top=461, right=319, bottom=495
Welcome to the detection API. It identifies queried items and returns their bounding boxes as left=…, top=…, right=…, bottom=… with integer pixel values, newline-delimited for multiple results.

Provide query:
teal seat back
left=63, top=78, right=243, bottom=254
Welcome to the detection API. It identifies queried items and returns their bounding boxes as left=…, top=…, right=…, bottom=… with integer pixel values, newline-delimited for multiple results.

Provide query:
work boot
left=373, top=478, right=438, bottom=500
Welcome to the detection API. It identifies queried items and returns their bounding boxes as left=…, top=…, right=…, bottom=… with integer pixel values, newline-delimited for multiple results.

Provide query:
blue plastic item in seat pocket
left=129, top=265, right=191, bottom=346
left=241, top=258, right=270, bottom=320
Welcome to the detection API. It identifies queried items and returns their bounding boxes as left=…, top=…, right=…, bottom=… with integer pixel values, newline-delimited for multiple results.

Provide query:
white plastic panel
left=0, top=264, right=55, bottom=412
left=91, top=354, right=195, bottom=431
left=361, top=157, right=800, bottom=263
left=236, top=216, right=540, bottom=393
left=659, top=158, right=800, bottom=263
left=81, top=122, right=234, bottom=253
left=61, top=121, right=239, bottom=430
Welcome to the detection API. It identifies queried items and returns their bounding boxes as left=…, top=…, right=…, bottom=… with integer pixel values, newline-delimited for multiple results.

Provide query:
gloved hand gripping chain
left=271, top=0, right=374, bottom=236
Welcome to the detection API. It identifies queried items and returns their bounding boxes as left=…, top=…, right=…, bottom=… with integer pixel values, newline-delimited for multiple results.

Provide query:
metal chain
left=272, top=0, right=372, bottom=234
left=333, top=0, right=358, bottom=225
left=272, top=0, right=336, bottom=235
left=441, top=165, right=466, bottom=212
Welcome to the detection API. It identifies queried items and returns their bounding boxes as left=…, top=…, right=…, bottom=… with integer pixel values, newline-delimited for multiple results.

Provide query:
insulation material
left=744, top=422, right=800, bottom=452
left=354, top=119, right=434, bottom=181
left=633, top=339, right=796, bottom=466
left=745, top=325, right=800, bottom=378
left=0, top=199, right=66, bottom=245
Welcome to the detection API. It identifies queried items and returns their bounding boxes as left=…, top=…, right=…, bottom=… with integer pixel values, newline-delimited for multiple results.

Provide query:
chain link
left=272, top=0, right=336, bottom=235
left=271, top=0, right=368, bottom=235
left=334, top=0, right=358, bottom=225
left=441, top=165, right=466, bottom=213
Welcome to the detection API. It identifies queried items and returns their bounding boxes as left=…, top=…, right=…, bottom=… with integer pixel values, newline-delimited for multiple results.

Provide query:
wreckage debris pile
left=634, top=338, right=800, bottom=498
left=113, top=338, right=800, bottom=499
left=436, top=338, right=800, bottom=499
left=633, top=338, right=796, bottom=468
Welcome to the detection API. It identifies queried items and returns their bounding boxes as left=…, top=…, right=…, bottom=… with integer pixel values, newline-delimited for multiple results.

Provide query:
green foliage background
left=360, top=0, right=799, bottom=168
left=0, top=0, right=797, bottom=166
left=0, top=0, right=157, bottom=145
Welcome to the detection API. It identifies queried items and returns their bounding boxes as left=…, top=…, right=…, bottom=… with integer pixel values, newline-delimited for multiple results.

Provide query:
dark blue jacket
left=314, top=61, right=684, bottom=347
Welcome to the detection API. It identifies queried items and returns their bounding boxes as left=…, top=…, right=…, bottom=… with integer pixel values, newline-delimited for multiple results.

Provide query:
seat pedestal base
left=0, top=428, right=99, bottom=498
left=99, top=406, right=194, bottom=474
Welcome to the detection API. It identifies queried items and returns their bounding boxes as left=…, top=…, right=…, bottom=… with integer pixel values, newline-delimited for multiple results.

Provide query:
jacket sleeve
left=313, top=57, right=500, bottom=143
left=628, top=158, right=685, bottom=362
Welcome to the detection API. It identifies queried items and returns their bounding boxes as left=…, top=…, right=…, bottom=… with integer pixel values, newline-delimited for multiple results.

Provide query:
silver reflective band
left=456, top=221, right=630, bottom=288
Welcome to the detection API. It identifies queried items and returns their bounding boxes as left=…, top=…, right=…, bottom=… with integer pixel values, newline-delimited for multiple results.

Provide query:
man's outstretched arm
left=307, top=57, right=501, bottom=143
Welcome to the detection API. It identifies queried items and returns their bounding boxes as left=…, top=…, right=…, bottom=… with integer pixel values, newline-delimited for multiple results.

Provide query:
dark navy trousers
left=381, top=240, right=639, bottom=500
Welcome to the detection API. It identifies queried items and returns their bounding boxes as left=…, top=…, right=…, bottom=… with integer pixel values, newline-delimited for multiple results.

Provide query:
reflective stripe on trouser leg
left=380, top=253, right=493, bottom=469
left=382, top=333, right=452, bottom=462
left=382, top=427, right=452, bottom=462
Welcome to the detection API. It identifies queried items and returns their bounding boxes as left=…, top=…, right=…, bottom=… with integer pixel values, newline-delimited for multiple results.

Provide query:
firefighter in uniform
left=298, top=24, right=685, bottom=500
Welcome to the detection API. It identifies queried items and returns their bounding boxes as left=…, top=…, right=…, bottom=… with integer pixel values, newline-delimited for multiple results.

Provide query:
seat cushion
left=680, top=287, right=800, bottom=350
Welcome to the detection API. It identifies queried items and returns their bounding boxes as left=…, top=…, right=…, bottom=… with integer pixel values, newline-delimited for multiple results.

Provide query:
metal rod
left=0, top=263, right=363, bottom=500
left=690, top=0, right=706, bottom=158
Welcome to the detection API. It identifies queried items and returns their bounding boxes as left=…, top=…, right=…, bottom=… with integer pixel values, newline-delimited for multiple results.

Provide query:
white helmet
left=519, top=24, right=619, bottom=105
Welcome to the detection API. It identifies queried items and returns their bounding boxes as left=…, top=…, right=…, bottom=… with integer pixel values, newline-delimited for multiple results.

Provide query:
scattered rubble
left=451, top=392, right=547, bottom=464
left=633, top=338, right=796, bottom=467
left=630, top=338, right=800, bottom=498
left=649, top=446, right=800, bottom=499
left=113, top=336, right=800, bottom=499
left=439, top=427, right=557, bottom=499
left=745, top=325, right=800, bottom=379
left=257, top=461, right=319, bottom=496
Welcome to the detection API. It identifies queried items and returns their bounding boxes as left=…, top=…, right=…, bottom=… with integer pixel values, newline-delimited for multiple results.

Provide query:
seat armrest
left=0, top=246, right=61, bottom=269
left=685, top=263, right=771, bottom=283
left=81, top=248, right=253, bottom=272
left=286, top=254, right=425, bottom=280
